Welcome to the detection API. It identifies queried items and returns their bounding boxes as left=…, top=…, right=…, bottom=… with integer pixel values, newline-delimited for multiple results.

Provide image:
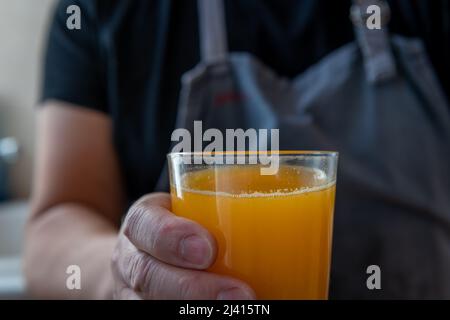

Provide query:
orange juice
left=171, top=165, right=336, bottom=299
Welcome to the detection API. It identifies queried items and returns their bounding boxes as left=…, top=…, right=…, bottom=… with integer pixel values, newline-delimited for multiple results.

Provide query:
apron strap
left=350, top=0, right=397, bottom=83
left=198, top=0, right=229, bottom=63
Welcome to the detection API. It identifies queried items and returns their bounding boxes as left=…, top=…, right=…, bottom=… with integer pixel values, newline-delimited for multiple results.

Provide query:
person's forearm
left=24, top=203, right=118, bottom=299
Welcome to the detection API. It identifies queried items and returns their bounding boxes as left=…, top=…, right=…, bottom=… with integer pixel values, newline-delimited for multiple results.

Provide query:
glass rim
left=167, top=150, right=338, bottom=159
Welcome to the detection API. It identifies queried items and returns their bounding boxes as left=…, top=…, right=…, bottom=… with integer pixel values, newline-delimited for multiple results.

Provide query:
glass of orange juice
left=168, top=151, right=338, bottom=300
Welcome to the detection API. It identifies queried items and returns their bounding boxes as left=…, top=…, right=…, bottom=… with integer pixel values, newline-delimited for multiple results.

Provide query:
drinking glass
left=167, top=151, right=338, bottom=299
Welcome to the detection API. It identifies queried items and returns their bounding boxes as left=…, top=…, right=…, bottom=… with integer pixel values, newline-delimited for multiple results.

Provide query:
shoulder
left=52, top=0, right=164, bottom=24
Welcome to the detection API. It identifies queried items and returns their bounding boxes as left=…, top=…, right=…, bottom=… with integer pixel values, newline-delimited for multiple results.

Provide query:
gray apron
left=158, top=0, right=450, bottom=299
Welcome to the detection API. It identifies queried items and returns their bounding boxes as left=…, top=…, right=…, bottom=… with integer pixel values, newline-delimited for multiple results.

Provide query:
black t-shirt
left=42, top=0, right=450, bottom=206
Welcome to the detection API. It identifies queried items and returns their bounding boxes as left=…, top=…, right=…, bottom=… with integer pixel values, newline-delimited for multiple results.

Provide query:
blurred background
left=0, top=0, right=56, bottom=298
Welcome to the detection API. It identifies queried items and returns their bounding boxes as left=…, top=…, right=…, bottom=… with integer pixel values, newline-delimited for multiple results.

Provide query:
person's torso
left=94, top=0, right=448, bottom=205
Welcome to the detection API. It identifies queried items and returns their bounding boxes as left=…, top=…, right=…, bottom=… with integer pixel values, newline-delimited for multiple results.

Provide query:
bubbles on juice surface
left=178, top=165, right=334, bottom=198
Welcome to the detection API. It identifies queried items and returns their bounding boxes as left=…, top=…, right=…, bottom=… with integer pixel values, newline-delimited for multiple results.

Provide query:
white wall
left=0, top=0, right=57, bottom=198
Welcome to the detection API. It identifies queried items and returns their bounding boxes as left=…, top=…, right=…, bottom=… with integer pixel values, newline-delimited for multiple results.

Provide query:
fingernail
left=217, top=287, right=255, bottom=300
left=180, top=235, right=212, bottom=266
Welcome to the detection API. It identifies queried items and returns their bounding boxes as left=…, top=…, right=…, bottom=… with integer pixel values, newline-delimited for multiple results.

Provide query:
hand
left=111, top=192, right=256, bottom=300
